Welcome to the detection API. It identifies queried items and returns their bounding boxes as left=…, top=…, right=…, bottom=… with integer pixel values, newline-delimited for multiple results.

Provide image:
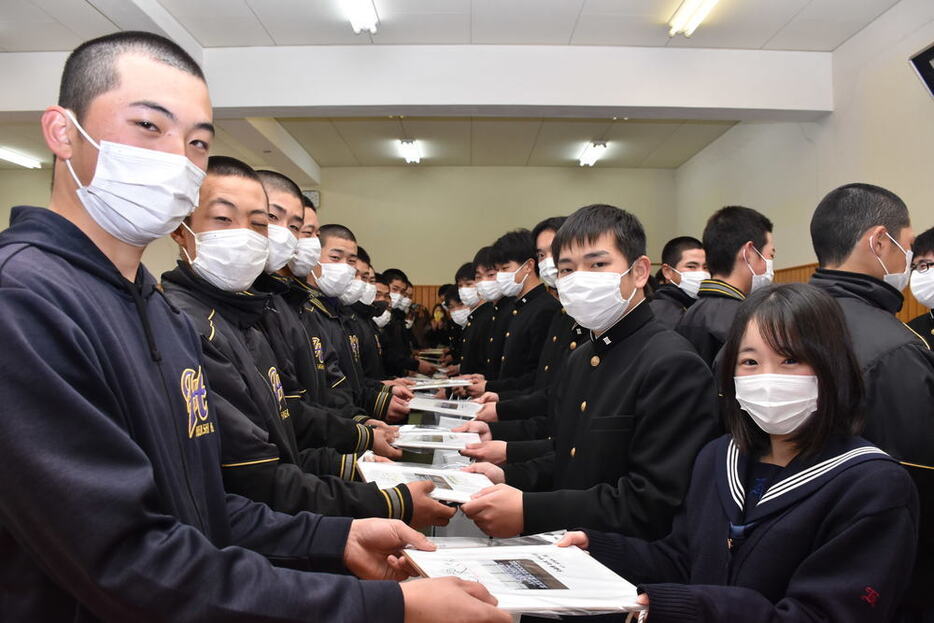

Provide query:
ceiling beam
left=217, top=118, right=322, bottom=186
left=85, top=0, right=203, bottom=64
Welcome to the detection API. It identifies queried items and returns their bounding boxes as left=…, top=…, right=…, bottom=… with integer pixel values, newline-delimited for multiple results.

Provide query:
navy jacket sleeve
left=0, top=287, right=404, bottom=622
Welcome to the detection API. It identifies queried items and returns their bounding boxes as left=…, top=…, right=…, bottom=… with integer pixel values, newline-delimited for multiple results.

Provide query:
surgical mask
left=734, top=374, right=819, bottom=435
left=390, top=291, right=403, bottom=309
left=182, top=223, right=268, bottom=292
left=314, top=262, right=356, bottom=298
left=476, top=279, right=502, bottom=302
left=557, top=267, right=637, bottom=335
left=673, top=269, right=711, bottom=299
left=496, top=263, right=530, bottom=298
left=405, top=319, right=415, bottom=330
left=451, top=307, right=471, bottom=327
left=373, top=309, right=392, bottom=328
left=289, top=236, right=321, bottom=277
left=539, top=257, right=558, bottom=289
left=339, top=278, right=366, bottom=305
left=400, top=297, right=413, bottom=312
left=745, top=247, right=774, bottom=293
left=359, top=282, right=377, bottom=306
left=265, top=224, right=297, bottom=272
left=458, top=286, right=480, bottom=307
left=872, top=232, right=913, bottom=292
left=64, top=111, right=205, bottom=247
left=910, top=269, right=934, bottom=309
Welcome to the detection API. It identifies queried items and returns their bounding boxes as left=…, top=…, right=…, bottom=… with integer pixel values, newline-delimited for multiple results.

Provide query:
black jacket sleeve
left=0, top=287, right=404, bottom=622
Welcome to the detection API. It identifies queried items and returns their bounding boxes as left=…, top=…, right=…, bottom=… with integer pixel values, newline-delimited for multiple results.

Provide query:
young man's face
left=404, top=285, right=414, bottom=298
left=172, top=173, right=268, bottom=260
left=557, top=231, right=649, bottom=297
left=355, top=259, right=371, bottom=281
left=388, top=278, right=407, bottom=295
left=375, top=282, right=391, bottom=304
left=265, top=188, right=303, bottom=238
left=318, top=235, right=357, bottom=266
left=663, top=247, right=707, bottom=284
left=536, top=229, right=556, bottom=262
left=52, top=54, right=214, bottom=188
left=456, top=277, right=476, bottom=288
left=475, top=264, right=497, bottom=282
left=298, top=207, right=319, bottom=238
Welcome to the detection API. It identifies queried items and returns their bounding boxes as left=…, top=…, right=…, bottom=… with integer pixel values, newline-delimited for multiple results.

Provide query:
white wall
left=675, top=0, right=934, bottom=269
left=317, top=166, right=676, bottom=284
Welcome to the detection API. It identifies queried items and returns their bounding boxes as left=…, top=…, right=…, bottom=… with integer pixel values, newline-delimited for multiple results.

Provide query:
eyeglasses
left=911, top=260, right=934, bottom=273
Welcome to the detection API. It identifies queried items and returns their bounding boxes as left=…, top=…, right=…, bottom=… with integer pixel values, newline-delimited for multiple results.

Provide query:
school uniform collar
left=652, top=283, right=696, bottom=309
left=698, top=279, right=746, bottom=301
left=162, top=261, right=271, bottom=330
left=810, top=268, right=904, bottom=314
left=513, top=283, right=547, bottom=311
left=714, top=434, right=892, bottom=525
left=588, top=297, right=653, bottom=354
left=468, top=300, right=492, bottom=320
left=252, top=272, right=291, bottom=297
left=291, top=277, right=336, bottom=318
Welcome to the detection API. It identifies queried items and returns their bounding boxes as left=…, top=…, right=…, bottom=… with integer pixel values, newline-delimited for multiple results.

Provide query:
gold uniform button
left=591, top=355, right=600, bottom=367
left=569, top=342, right=577, bottom=351
left=467, top=322, right=472, bottom=327
left=501, top=355, right=506, bottom=361
left=570, top=447, right=576, bottom=457
left=552, top=335, right=557, bottom=343
left=512, top=309, right=518, bottom=315
left=489, top=337, right=494, bottom=343
left=544, top=365, right=550, bottom=372
left=580, top=401, right=587, bottom=412
left=505, top=332, right=510, bottom=337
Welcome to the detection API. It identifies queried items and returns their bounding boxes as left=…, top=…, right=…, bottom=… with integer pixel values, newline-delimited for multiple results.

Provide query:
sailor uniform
left=811, top=268, right=934, bottom=612
left=0, top=207, right=404, bottom=621
left=648, top=283, right=697, bottom=330
left=163, top=264, right=412, bottom=522
left=486, top=284, right=560, bottom=392
left=675, top=279, right=746, bottom=367
left=585, top=435, right=919, bottom=623
left=505, top=300, right=719, bottom=538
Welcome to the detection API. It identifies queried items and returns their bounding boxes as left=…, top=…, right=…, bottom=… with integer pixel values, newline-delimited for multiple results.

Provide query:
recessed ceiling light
left=579, top=142, right=607, bottom=167
left=398, top=139, right=421, bottom=164
left=669, top=0, right=720, bottom=38
left=342, top=0, right=379, bottom=34
left=0, top=147, right=41, bottom=169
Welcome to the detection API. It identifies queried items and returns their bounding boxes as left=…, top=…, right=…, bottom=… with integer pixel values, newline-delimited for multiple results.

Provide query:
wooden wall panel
left=412, top=285, right=442, bottom=312
left=774, top=263, right=925, bottom=324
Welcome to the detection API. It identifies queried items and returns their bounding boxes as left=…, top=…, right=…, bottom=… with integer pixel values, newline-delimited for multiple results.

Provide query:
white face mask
left=458, top=286, right=480, bottom=307
left=539, top=257, right=558, bottom=289
left=400, top=296, right=413, bottom=312
left=745, top=246, right=774, bottom=293
left=451, top=307, right=471, bottom=327
left=405, top=318, right=414, bottom=330
left=373, top=309, right=392, bottom=328
left=557, top=267, right=637, bottom=334
left=183, top=223, right=269, bottom=292
left=265, top=224, right=297, bottom=273
left=734, top=374, right=819, bottom=435
left=476, top=279, right=502, bottom=302
left=910, top=268, right=934, bottom=309
left=673, top=269, right=711, bottom=299
left=496, top=263, right=530, bottom=298
left=64, top=111, right=205, bottom=248
left=314, top=262, right=356, bottom=298
left=289, top=236, right=321, bottom=277
left=338, top=278, right=366, bottom=305
left=872, top=232, right=913, bottom=292
left=359, top=282, right=377, bottom=306
left=390, top=291, right=403, bottom=309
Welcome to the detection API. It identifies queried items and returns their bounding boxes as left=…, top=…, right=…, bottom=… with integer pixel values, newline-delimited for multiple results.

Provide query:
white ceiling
left=0, top=0, right=901, bottom=53
left=0, top=116, right=734, bottom=170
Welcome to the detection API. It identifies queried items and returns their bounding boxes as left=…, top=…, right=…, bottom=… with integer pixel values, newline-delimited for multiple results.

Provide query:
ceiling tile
left=279, top=118, right=361, bottom=166
left=764, top=0, right=900, bottom=51
left=397, top=117, right=472, bottom=165
left=571, top=0, right=680, bottom=46
left=328, top=118, right=406, bottom=165
left=470, top=118, right=543, bottom=165
left=31, top=0, right=118, bottom=41
left=667, top=0, right=810, bottom=50
left=639, top=121, right=734, bottom=167
left=245, top=0, right=368, bottom=45
left=471, top=0, right=585, bottom=44
left=0, top=18, right=84, bottom=51
left=526, top=118, right=613, bottom=166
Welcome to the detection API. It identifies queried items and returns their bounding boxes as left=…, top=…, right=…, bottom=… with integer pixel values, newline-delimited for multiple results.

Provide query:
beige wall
left=675, top=0, right=934, bottom=269
left=316, top=166, right=676, bottom=284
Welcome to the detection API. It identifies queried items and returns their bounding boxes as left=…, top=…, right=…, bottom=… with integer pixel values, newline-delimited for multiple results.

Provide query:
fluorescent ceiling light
left=668, top=0, right=719, bottom=37
left=578, top=142, right=607, bottom=167
left=398, top=139, right=421, bottom=164
left=0, top=147, right=41, bottom=169
left=342, top=0, right=379, bottom=34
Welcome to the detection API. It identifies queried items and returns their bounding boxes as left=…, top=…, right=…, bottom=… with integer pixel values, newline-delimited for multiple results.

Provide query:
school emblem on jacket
left=349, top=334, right=361, bottom=362
left=311, top=336, right=325, bottom=370
left=267, top=366, right=290, bottom=420
left=180, top=366, right=213, bottom=438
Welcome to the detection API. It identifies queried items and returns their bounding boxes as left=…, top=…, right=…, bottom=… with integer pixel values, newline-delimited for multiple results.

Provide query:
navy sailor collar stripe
left=716, top=435, right=891, bottom=523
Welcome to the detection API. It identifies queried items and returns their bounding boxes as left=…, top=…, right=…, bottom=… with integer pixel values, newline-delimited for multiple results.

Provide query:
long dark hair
left=719, top=283, right=865, bottom=457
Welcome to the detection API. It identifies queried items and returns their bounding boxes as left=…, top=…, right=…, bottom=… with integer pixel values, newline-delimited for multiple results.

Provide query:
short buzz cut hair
left=301, top=193, right=318, bottom=213
left=382, top=268, right=409, bottom=286
left=255, top=170, right=303, bottom=202
left=207, top=155, right=261, bottom=183
left=661, top=236, right=703, bottom=268
left=810, top=183, right=911, bottom=268
left=357, top=246, right=372, bottom=267
left=552, top=204, right=646, bottom=266
left=702, top=206, right=773, bottom=277
left=59, top=31, right=204, bottom=122
left=318, top=224, right=356, bottom=246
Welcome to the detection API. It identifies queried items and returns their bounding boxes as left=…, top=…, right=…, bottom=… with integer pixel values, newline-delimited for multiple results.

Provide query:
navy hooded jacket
left=0, top=206, right=403, bottom=622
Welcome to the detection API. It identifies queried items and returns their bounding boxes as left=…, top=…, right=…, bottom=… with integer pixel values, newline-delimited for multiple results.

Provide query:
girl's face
left=735, top=319, right=816, bottom=378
